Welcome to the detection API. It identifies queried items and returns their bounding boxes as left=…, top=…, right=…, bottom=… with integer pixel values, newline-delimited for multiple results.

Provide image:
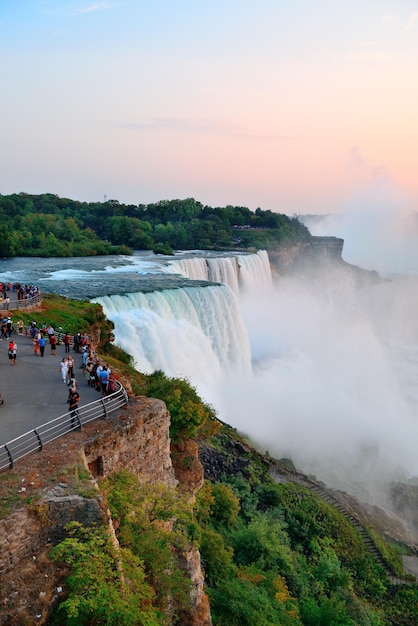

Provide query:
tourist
left=50, top=333, right=57, bottom=355
left=38, top=335, right=46, bottom=357
left=8, top=340, right=17, bottom=366
left=99, top=366, right=109, bottom=396
left=60, top=358, right=68, bottom=383
left=67, top=354, right=74, bottom=379
left=6, top=317, right=13, bottom=338
left=33, top=334, right=40, bottom=356
left=85, top=360, right=96, bottom=386
left=68, top=388, right=81, bottom=430
left=64, top=332, right=71, bottom=353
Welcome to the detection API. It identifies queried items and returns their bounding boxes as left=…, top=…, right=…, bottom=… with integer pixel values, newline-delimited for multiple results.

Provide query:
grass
left=0, top=472, right=28, bottom=518
left=16, top=293, right=113, bottom=340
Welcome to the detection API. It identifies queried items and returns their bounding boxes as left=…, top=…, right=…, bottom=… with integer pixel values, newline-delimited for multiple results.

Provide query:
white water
left=89, top=247, right=418, bottom=507
left=166, top=250, right=272, bottom=295
left=96, top=284, right=252, bottom=383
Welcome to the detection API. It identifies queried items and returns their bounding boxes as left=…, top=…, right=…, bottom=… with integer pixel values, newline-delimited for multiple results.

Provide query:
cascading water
left=95, top=283, right=252, bottom=384
left=95, top=250, right=271, bottom=385
left=166, top=250, right=272, bottom=296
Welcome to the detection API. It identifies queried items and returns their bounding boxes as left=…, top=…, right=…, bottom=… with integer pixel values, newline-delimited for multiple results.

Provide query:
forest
left=0, top=192, right=311, bottom=257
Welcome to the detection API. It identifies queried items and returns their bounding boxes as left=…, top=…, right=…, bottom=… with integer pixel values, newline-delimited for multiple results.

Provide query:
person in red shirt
left=8, top=340, right=17, bottom=366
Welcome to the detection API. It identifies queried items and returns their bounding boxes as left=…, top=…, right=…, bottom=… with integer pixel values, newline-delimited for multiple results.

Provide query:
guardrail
left=0, top=381, right=128, bottom=471
left=0, top=293, right=42, bottom=312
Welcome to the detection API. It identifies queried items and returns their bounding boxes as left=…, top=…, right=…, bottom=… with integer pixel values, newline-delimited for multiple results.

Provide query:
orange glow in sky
left=1, top=1, right=418, bottom=215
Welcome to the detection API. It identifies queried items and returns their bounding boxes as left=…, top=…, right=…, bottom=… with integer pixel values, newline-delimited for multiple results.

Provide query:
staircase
left=269, top=463, right=417, bottom=586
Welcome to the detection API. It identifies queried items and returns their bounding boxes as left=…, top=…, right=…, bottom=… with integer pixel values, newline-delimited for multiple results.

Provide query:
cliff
left=268, top=235, right=379, bottom=283
left=0, top=397, right=211, bottom=625
left=268, top=236, right=344, bottom=272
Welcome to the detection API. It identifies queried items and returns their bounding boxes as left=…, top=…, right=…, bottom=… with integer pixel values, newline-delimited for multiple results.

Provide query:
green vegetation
left=195, top=437, right=418, bottom=626
left=50, top=475, right=198, bottom=625
left=50, top=521, right=162, bottom=626
left=4, top=293, right=416, bottom=624
left=48, top=369, right=418, bottom=625
left=15, top=293, right=114, bottom=342
left=0, top=192, right=311, bottom=256
left=145, top=370, right=218, bottom=441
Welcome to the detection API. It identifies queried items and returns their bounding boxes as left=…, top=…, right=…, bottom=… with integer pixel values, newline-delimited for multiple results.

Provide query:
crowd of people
left=0, top=282, right=41, bottom=309
left=2, top=317, right=118, bottom=430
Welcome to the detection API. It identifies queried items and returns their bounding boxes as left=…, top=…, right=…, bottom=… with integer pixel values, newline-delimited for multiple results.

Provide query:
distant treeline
left=0, top=193, right=311, bottom=257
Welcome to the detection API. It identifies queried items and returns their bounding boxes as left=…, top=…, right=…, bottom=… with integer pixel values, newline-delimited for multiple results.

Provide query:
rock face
left=83, top=396, right=178, bottom=488
left=268, top=236, right=345, bottom=273
left=268, top=236, right=380, bottom=286
left=0, top=396, right=211, bottom=625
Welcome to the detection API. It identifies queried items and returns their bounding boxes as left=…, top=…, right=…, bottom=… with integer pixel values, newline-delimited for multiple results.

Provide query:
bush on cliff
left=49, top=521, right=161, bottom=626
left=145, top=370, right=218, bottom=441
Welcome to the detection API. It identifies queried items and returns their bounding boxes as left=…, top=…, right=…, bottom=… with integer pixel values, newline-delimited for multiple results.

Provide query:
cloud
left=112, top=118, right=293, bottom=141
left=406, top=12, right=418, bottom=30
left=42, top=1, right=114, bottom=17
left=347, top=146, right=390, bottom=184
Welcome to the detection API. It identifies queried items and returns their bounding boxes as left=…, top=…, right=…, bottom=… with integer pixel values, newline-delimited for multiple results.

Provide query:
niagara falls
left=1, top=242, right=417, bottom=518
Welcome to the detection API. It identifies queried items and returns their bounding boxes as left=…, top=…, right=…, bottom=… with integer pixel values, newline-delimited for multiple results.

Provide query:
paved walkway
left=0, top=335, right=101, bottom=445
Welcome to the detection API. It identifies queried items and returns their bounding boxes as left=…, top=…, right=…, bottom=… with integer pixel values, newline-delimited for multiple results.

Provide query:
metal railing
left=0, top=293, right=42, bottom=312
left=0, top=381, right=129, bottom=471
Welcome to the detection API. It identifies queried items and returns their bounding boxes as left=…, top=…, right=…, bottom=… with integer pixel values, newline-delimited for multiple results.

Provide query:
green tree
left=50, top=522, right=161, bottom=626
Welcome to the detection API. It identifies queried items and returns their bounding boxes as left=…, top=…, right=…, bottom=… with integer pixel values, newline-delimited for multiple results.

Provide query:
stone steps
left=270, top=463, right=416, bottom=586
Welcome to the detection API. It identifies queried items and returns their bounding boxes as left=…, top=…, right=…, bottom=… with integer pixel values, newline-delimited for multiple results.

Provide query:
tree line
left=0, top=193, right=311, bottom=257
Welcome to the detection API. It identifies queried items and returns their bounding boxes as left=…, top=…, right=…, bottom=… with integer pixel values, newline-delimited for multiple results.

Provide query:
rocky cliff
left=268, top=236, right=344, bottom=272
left=267, top=236, right=380, bottom=286
left=0, top=397, right=211, bottom=625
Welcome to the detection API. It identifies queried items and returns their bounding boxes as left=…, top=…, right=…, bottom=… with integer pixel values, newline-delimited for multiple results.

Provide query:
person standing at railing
left=68, top=388, right=81, bottom=430
left=99, top=366, right=109, bottom=396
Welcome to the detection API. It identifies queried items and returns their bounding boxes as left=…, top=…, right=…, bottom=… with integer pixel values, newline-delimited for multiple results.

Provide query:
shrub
left=145, top=370, right=216, bottom=441
left=50, top=522, right=161, bottom=625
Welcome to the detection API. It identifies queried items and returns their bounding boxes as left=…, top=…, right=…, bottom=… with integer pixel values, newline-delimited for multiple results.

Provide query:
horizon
left=1, top=1, right=418, bottom=217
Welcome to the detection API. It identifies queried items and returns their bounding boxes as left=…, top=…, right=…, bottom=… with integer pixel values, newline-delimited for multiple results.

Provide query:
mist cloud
left=211, top=267, right=418, bottom=506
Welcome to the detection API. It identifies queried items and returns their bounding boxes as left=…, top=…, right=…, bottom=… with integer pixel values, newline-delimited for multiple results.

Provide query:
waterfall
left=166, top=250, right=272, bottom=296
left=95, top=284, right=252, bottom=384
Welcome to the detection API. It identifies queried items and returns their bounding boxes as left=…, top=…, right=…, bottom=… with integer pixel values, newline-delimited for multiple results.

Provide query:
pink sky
left=1, top=1, right=418, bottom=215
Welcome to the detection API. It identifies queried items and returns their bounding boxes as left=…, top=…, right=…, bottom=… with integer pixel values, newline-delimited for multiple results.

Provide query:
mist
left=209, top=265, right=418, bottom=505
left=301, top=185, right=418, bottom=276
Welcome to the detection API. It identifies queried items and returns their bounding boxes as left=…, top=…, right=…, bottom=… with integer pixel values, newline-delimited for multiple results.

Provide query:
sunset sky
left=1, top=1, right=418, bottom=215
